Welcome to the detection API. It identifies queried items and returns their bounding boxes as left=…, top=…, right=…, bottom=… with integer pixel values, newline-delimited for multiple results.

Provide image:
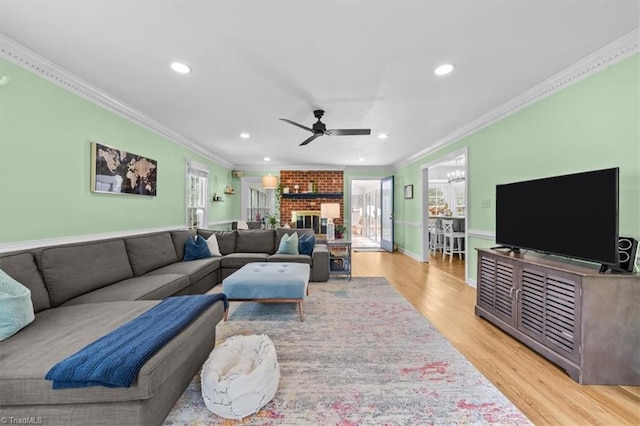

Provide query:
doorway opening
left=350, top=179, right=382, bottom=249
left=421, top=148, right=469, bottom=282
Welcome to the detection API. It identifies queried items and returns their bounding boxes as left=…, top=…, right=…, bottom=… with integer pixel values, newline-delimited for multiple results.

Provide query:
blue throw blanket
left=45, top=293, right=228, bottom=389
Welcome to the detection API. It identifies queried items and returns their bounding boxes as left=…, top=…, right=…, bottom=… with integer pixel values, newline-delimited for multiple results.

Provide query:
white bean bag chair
left=201, top=334, right=280, bottom=419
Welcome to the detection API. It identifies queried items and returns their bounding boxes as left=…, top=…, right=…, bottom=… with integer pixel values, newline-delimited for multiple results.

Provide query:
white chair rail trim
left=395, top=220, right=422, bottom=228
left=0, top=225, right=186, bottom=254
left=467, top=229, right=496, bottom=240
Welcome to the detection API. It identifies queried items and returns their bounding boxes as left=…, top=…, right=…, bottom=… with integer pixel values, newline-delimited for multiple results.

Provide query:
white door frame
left=347, top=176, right=383, bottom=243
left=420, top=147, right=469, bottom=284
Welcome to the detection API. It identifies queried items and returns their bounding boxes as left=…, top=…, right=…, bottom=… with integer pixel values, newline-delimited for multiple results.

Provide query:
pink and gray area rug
left=164, top=277, right=531, bottom=425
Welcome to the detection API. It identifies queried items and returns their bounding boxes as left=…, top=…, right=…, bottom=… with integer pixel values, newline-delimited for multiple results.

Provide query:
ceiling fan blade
left=279, top=118, right=313, bottom=133
left=326, top=129, right=372, bottom=136
left=299, top=133, right=323, bottom=146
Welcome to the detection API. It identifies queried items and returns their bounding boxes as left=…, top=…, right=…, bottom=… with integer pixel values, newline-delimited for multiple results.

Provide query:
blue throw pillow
left=277, top=232, right=299, bottom=255
left=183, top=235, right=212, bottom=261
left=298, top=233, right=315, bottom=256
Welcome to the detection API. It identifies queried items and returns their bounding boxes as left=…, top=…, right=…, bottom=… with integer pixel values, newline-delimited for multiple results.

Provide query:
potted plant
left=334, top=224, right=347, bottom=239
left=267, top=214, right=279, bottom=229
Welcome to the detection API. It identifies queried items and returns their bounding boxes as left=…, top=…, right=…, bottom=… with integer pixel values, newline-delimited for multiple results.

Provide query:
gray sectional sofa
left=0, top=227, right=328, bottom=425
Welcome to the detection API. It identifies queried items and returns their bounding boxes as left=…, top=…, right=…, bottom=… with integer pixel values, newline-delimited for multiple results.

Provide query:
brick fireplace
left=279, top=170, right=344, bottom=229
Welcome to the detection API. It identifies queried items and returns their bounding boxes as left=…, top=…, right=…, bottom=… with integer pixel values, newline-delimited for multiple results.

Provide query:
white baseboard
left=397, top=247, right=422, bottom=262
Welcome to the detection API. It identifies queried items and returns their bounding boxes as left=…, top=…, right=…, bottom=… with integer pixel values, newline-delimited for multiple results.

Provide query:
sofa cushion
left=206, top=234, right=222, bottom=257
left=183, top=235, right=212, bottom=261
left=275, top=229, right=315, bottom=253
left=0, top=300, right=225, bottom=406
left=298, top=233, right=316, bottom=256
left=276, top=232, right=299, bottom=255
left=41, top=240, right=134, bottom=307
left=145, top=257, right=221, bottom=285
left=171, top=229, right=197, bottom=261
left=215, top=231, right=238, bottom=255
left=0, top=253, right=50, bottom=312
left=0, top=269, right=35, bottom=341
left=267, top=254, right=312, bottom=265
left=220, top=253, right=269, bottom=269
left=199, top=230, right=237, bottom=255
left=125, top=233, right=179, bottom=276
left=62, top=274, right=191, bottom=306
left=236, top=230, right=275, bottom=254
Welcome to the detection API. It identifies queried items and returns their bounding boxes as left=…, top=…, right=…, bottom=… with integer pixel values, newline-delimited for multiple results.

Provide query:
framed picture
left=90, top=142, right=157, bottom=196
left=404, top=184, right=413, bottom=199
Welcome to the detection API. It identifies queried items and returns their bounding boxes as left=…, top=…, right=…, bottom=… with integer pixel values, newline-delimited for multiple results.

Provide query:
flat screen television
left=495, top=167, right=619, bottom=266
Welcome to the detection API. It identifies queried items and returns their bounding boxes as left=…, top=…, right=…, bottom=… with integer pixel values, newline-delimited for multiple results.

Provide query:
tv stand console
left=475, top=248, right=639, bottom=385
left=490, top=245, right=520, bottom=252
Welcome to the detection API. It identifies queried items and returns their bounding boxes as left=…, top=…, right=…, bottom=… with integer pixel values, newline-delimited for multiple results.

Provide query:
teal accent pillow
left=277, top=232, right=299, bottom=255
left=0, top=269, right=35, bottom=341
left=183, top=235, right=212, bottom=261
left=298, top=233, right=315, bottom=256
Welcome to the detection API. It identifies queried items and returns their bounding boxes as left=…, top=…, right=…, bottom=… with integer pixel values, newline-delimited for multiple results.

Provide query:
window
left=428, top=185, right=448, bottom=216
left=454, top=183, right=466, bottom=216
left=240, top=177, right=277, bottom=227
left=246, top=182, right=269, bottom=222
left=186, top=161, right=209, bottom=228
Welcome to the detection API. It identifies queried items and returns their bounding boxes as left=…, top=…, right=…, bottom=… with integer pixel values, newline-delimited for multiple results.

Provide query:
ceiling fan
left=279, top=109, right=371, bottom=146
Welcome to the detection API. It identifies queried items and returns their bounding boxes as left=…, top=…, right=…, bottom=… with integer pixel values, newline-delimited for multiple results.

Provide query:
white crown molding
left=0, top=34, right=235, bottom=169
left=0, top=225, right=186, bottom=253
left=344, top=165, right=394, bottom=173
left=235, top=164, right=393, bottom=173
left=394, top=29, right=640, bottom=170
left=236, top=164, right=347, bottom=172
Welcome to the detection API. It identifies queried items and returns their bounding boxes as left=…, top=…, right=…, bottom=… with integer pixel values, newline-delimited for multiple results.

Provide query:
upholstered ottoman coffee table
left=222, top=263, right=311, bottom=321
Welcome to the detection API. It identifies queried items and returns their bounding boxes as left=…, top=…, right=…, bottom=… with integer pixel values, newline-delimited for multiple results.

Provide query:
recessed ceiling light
left=378, top=133, right=388, bottom=139
left=264, top=157, right=271, bottom=162
left=240, top=133, right=250, bottom=139
left=170, top=62, right=191, bottom=74
left=358, top=158, right=365, bottom=162
left=434, top=64, right=454, bottom=76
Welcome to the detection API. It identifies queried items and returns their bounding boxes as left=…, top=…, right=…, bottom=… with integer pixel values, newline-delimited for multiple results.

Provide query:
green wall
left=394, top=54, right=640, bottom=278
left=0, top=59, right=236, bottom=244
left=2, top=51, right=637, bottom=264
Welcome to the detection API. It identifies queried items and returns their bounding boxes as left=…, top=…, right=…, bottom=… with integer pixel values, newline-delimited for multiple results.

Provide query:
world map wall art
left=90, top=142, right=157, bottom=196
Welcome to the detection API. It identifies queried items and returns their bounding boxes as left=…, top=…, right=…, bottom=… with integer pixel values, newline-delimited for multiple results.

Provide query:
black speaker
left=617, top=236, right=638, bottom=272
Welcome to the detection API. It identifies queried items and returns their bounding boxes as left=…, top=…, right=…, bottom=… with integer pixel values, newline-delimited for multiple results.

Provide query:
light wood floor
left=351, top=251, right=640, bottom=425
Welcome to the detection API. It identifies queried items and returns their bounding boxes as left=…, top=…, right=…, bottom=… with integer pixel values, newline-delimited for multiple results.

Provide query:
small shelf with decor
left=281, top=193, right=343, bottom=199
left=327, top=239, right=352, bottom=280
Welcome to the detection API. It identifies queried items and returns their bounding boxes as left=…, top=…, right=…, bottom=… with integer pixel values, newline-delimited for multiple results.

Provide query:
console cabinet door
left=477, top=255, right=516, bottom=326
left=516, top=266, right=581, bottom=364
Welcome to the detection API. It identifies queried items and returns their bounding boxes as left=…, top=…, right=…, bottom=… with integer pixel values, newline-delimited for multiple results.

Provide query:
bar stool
left=428, top=218, right=444, bottom=255
left=442, top=219, right=464, bottom=262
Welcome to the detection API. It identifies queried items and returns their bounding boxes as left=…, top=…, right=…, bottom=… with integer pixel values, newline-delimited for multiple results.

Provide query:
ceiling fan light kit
left=280, top=109, right=371, bottom=146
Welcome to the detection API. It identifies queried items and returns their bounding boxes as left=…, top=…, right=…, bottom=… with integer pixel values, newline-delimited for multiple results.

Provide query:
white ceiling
left=1, top=1, right=638, bottom=169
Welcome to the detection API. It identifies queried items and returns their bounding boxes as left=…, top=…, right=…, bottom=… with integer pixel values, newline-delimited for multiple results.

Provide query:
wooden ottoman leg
left=298, top=301, right=304, bottom=322
left=223, top=307, right=229, bottom=321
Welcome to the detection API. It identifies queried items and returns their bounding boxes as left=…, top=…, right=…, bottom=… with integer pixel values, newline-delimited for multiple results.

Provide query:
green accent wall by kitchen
left=0, top=59, right=236, bottom=243
left=394, top=54, right=639, bottom=279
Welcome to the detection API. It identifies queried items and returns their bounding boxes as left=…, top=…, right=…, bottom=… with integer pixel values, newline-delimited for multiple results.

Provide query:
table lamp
left=320, top=203, right=340, bottom=240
